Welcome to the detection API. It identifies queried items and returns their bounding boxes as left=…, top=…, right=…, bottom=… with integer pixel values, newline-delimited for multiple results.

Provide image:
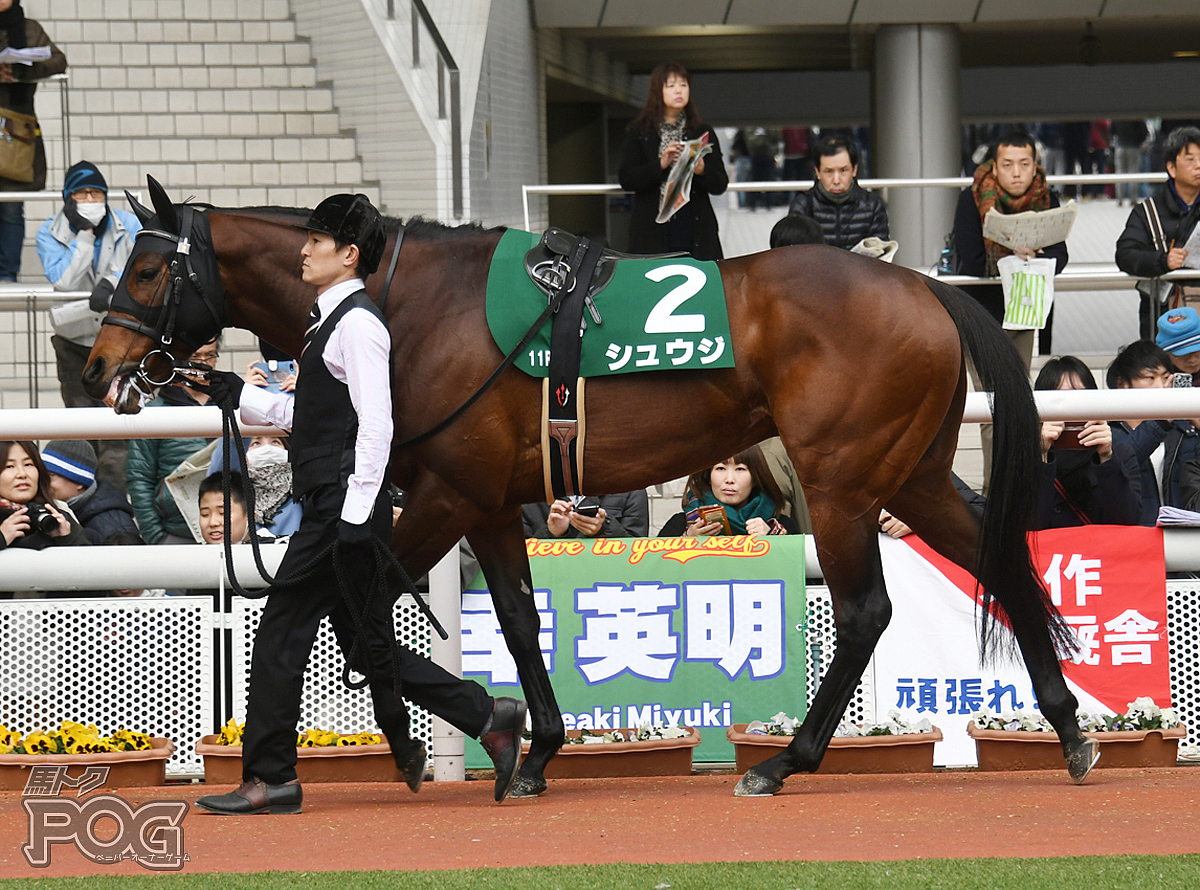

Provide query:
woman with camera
left=1034, top=357, right=1141, bottom=528
left=1, top=440, right=90, bottom=598
left=659, top=444, right=798, bottom=537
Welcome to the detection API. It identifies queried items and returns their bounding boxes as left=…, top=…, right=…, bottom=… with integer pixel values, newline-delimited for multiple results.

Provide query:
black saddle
left=524, top=226, right=685, bottom=301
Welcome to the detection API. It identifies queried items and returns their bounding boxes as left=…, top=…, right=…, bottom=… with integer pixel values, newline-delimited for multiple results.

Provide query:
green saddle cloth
left=485, top=229, right=734, bottom=378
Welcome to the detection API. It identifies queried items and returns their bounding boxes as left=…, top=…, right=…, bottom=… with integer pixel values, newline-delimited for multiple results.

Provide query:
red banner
left=904, top=525, right=1170, bottom=714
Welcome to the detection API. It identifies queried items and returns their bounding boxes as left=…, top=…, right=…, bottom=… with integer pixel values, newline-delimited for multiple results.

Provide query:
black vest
left=289, top=290, right=390, bottom=499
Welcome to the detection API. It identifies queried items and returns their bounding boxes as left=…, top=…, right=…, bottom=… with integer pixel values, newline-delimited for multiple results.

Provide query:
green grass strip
left=5, top=855, right=1200, bottom=890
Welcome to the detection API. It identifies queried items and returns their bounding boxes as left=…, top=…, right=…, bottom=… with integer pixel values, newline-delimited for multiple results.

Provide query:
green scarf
left=698, top=488, right=776, bottom=535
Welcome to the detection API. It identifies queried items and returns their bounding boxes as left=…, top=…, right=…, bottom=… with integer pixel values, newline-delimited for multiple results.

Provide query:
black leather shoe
left=396, top=742, right=428, bottom=793
left=479, top=697, right=527, bottom=803
left=195, top=778, right=302, bottom=815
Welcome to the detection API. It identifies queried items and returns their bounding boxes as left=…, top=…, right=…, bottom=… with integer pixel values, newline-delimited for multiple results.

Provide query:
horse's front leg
left=736, top=520, right=891, bottom=796
left=468, top=515, right=565, bottom=797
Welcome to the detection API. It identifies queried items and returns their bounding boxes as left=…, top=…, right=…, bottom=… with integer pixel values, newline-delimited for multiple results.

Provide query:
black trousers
left=241, top=484, right=493, bottom=784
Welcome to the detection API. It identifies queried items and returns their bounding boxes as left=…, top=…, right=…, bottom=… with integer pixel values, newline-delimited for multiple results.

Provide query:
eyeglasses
left=191, top=350, right=220, bottom=365
left=71, top=188, right=106, bottom=202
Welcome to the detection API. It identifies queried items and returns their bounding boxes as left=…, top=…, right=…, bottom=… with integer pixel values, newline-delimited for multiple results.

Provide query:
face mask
left=246, top=445, right=288, bottom=468
left=76, top=201, right=108, bottom=226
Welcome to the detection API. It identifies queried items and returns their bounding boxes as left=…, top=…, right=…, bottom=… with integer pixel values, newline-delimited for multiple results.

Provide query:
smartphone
left=1054, top=422, right=1092, bottom=450
left=697, top=504, right=731, bottom=534
left=572, top=497, right=601, bottom=518
left=1174, top=372, right=1193, bottom=388
left=253, top=359, right=297, bottom=393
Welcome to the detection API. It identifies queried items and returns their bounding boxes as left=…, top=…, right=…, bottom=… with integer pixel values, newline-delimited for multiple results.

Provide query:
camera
left=1054, top=422, right=1092, bottom=450
left=1, top=502, right=59, bottom=535
left=388, top=485, right=408, bottom=509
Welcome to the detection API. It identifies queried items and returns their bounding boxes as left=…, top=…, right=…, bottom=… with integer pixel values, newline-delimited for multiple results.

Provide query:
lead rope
left=209, top=394, right=448, bottom=695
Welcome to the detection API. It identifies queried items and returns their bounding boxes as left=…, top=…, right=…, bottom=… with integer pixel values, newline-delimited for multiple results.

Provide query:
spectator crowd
left=4, top=50, right=1198, bottom=598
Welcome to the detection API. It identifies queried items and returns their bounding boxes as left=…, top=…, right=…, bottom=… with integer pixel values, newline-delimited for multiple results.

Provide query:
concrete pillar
left=873, top=24, right=961, bottom=271
left=429, top=548, right=465, bottom=781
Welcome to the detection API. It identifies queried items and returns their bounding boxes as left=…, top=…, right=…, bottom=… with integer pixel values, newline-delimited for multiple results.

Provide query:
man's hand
left=338, top=518, right=372, bottom=546
left=545, top=499, right=572, bottom=537
left=0, top=64, right=14, bottom=84
left=569, top=507, right=606, bottom=537
left=1014, top=246, right=1040, bottom=261
left=205, top=370, right=245, bottom=408
left=879, top=509, right=913, bottom=539
left=1168, top=247, right=1189, bottom=270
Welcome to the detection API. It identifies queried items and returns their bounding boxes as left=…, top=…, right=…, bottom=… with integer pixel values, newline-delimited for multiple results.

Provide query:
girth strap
left=545, top=235, right=604, bottom=500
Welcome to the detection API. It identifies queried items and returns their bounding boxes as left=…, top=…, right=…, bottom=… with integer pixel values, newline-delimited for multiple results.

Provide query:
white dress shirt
left=239, top=278, right=393, bottom=525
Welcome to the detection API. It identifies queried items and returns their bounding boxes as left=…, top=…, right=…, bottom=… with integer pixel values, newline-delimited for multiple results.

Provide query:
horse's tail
left=921, top=275, right=1076, bottom=664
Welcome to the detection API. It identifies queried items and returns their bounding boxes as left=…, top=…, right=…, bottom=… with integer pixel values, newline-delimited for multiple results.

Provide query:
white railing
left=522, top=172, right=1169, bottom=233
left=6, top=400, right=1200, bottom=582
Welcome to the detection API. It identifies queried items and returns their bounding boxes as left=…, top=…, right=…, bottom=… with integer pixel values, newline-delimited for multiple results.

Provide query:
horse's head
left=83, top=176, right=228, bottom=414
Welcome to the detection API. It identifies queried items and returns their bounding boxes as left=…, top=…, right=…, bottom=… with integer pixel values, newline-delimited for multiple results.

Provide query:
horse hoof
left=1067, top=737, right=1100, bottom=785
left=508, top=775, right=547, bottom=798
left=734, top=769, right=783, bottom=797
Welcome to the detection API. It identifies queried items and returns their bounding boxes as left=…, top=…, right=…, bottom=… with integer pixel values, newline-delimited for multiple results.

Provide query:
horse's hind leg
left=736, top=516, right=891, bottom=796
left=887, top=455, right=1098, bottom=783
left=467, top=514, right=565, bottom=797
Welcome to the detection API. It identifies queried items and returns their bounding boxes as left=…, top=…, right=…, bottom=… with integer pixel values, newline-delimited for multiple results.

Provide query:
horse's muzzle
left=81, top=355, right=108, bottom=401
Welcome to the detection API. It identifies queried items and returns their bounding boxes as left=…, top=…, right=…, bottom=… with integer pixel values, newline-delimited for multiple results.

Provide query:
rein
left=108, top=201, right=447, bottom=693
left=390, top=239, right=578, bottom=451
left=103, top=205, right=229, bottom=399
left=212, top=397, right=449, bottom=692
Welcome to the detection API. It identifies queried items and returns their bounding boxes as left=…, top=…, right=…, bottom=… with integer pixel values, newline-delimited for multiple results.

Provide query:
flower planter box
left=967, top=722, right=1188, bottom=771
left=524, top=728, right=701, bottom=779
left=726, top=724, right=943, bottom=774
left=0, top=738, right=175, bottom=791
left=195, top=736, right=403, bottom=785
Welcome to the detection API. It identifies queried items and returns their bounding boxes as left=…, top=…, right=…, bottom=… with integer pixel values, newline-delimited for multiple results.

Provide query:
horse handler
left=196, top=194, right=526, bottom=814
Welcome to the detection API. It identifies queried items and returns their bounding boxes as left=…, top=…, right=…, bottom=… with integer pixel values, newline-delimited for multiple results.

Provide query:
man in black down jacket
left=1115, top=126, right=1200, bottom=340
left=785, top=135, right=889, bottom=252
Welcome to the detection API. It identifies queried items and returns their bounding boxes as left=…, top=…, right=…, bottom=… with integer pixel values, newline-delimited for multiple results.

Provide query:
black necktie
left=302, top=303, right=321, bottom=357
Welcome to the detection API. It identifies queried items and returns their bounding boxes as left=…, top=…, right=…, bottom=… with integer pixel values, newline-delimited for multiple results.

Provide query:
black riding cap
left=302, top=193, right=387, bottom=275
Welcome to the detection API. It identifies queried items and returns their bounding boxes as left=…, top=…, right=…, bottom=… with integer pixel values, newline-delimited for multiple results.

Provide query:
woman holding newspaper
left=618, top=62, right=727, bottom=260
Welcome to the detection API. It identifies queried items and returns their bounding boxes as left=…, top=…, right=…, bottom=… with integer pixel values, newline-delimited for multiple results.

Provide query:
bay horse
left=83, top=178, right=1099, bottom=797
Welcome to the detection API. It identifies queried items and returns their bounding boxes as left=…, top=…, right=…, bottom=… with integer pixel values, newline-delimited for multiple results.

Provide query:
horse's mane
left=214, top=205, right=505, bottom=240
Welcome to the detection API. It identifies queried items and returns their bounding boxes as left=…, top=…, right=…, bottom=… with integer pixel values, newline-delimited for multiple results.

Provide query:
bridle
left=103, top=203, right=228, bottom=400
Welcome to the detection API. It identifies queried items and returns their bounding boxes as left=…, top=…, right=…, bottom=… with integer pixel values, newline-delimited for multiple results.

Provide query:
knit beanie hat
left=62, top=161, right=108, bottom=203
left=41, top=439, right=98, bottom=487
left=1156, top=307, right=1200, bottom=356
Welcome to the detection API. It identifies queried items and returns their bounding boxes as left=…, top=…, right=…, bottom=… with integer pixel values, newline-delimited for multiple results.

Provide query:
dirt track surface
left=2, top=768, right=1198, bottom=878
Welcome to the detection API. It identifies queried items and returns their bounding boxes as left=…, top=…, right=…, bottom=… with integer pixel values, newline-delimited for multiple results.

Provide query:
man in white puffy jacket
left=36, top=160, right=142, bottom=491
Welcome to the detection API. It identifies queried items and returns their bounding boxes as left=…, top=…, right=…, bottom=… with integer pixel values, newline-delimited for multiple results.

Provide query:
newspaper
left=1156, top=506, right=1200, bottom=527
left=656, top=132, right=712, bottom=225
left=1180, top=222, right=1200, bottom=270
left=982, top=200, right=1077, bottom=251
left=0, top=46, right=51, bottom=65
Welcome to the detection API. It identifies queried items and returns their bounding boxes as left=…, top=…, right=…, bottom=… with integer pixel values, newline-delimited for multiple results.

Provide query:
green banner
left=485, top=229, right=735, bottom=378
left=461, top=535, right=806, bottom=765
